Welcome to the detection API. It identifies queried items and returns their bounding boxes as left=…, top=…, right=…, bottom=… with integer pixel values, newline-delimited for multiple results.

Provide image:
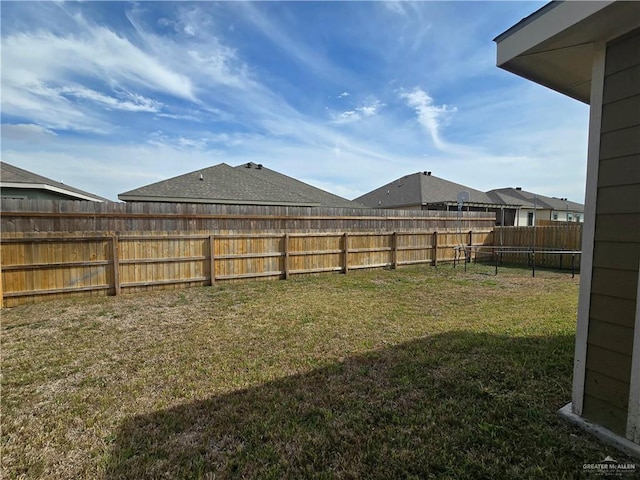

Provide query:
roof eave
left=1, top=182, right=106, bottom=202
left=495, top=1, right=639, bottom=104
left=426, top=201, right=522, bottom=209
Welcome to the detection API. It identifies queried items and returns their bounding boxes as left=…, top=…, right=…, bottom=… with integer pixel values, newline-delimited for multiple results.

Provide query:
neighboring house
left=496, top=1, right=640, bottom=457
left=355, top=171, right=540, bottom=226
left=0, top=162, right=107, bottom=202
left=119, top=162, right=365, bottom=209
left=487, top=187, right=585, bottom=226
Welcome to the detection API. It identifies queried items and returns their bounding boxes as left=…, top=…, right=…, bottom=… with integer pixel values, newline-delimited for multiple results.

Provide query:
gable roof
left=118, top=162, right=365, bottom=208
left=487, top=188, right=584, bottom=212
left=0, top=162, right=108, bottom=202
left=354, top=171, right=507, bottom=209
left=234, top=162, right=364, bottom=208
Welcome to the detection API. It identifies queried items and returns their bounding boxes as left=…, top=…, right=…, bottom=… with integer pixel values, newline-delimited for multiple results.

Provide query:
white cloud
left=332, top=99, right=386, bottom=124
left=1, top=124, right=57, bottom=141
left=338, top=91, right=350, bottom=98
left=399, top=87, right=457, bottom=150
left=126, top=5, right=252, bottom=92
left=59, top=86, right=162, bottom=112
left=0, top=18, right=196, bottom=132
left=336, top=110, right=359, bottom=123
left=358, top=100, right=385, bottom=117
left=2, top=28, right=195, bottom=99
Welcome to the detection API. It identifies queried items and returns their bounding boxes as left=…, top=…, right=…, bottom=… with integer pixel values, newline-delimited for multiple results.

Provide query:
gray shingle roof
left=119, top=162, right=365, bottom=208
left=354, top=172, right=504, bottom=208
left=487, top=188, right=584, bottom=212
left=235, top=162, right=364, bottom=209
left=1, top=161, right=108, bottom=201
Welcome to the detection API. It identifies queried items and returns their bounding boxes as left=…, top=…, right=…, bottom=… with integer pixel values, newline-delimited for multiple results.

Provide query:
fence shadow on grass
left=104, top=331, right=617, bottom=479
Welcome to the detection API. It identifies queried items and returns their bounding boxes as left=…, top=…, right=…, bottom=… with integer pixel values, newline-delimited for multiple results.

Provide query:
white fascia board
left=496, top=1, right=614, bottom=66
left=0, top=182, right=105, bottom=202
left=627, top=261, right=640, bottom=443
left=572, top=40, right=606, bottom=416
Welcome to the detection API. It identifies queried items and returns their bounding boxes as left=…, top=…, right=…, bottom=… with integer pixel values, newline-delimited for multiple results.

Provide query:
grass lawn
left=2, top=264, right=634, bottom=479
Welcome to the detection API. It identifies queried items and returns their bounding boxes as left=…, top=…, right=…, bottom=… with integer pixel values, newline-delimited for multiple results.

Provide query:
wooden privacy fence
left=0, top=230, right=493, bottom=307
left=0, top=199, right=496, bottom=233
left=491, top=224, right=583, bottom=269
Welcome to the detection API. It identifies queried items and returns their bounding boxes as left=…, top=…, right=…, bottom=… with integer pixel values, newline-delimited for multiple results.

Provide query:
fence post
left=284, top=233, right=290, bottom=280
left=209, top=234, right=216, bottom=285
left=467, top=230, right=473, bottom=263
left=392, top=232, right=398, bottom=269
left=432, top=231, right=438, bottom=267
left=0, top=251, right=3, bottom=308
left=343, top=232, right=349, bottom=274
left=112, top=234, right=120, bottom=295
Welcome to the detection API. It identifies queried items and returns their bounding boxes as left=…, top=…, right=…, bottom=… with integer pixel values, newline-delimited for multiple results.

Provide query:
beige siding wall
left=583, top=29, right=640, bottom=435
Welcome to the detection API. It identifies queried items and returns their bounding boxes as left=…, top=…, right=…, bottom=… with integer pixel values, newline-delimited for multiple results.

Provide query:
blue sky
left=1, top=1, right=590, bottom=202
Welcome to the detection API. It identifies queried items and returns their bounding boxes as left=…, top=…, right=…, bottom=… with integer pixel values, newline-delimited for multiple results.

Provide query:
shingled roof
left=354, top=171, right=506, bottom=209
left=487, top=188, right=584, bottom=212
left=1, top=162, right=108, bottom=202
left=118, top=162, right=365, bottom=208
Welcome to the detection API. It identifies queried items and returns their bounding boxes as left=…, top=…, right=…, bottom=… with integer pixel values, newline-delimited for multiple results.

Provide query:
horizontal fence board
left=121, top=277, right=209, bottom=288
left=215, top=271, right=284, bottom=280
left=119, top=256, right=207, bottom=265
left=2, top=260, right=111, bottom=271
left=3, top=285, right=111, bottom=298
left=289, top=267, right=344, bottom=275
left=349, top=262, right=393, bottom=270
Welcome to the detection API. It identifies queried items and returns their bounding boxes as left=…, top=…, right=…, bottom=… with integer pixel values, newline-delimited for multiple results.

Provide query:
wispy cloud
left=125, top=4, right=251, bottom=91
left=332, top=99, right=386, bottom=124
left=1, top=123, right=58, bottom=141
left=1, top=23, right=195, bottom=131
left=399, top=88, right=457, bottom=151
left=59, top=86, right=162, bottom=112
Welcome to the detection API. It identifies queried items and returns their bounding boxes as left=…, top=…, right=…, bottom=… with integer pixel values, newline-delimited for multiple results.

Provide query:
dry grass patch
left=2, top=264, right=634, bottom=479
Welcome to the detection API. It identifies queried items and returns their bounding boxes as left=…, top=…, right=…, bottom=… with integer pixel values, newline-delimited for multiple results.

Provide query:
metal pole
left=500, top=207, right=505, bottom=245
left=532, top=250, right=536, bottom=278
left=565, top=201, right=569, bottom=250
left=533, top=194, right=537, bottom=250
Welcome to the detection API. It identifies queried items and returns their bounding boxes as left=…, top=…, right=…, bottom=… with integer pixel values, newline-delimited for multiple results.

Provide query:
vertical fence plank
left=432, top=231, right=438, bottom=267
left=284, top=233, right=290, bottom=280
left=209, top=235, right=216, bottom=285
left=0, top=251, right=3, bottom=308
left=343, top=233, right=349, bottom=274
left=392, top=232, right=398, bottom=269
left=112, top=235, right=120, bottom=296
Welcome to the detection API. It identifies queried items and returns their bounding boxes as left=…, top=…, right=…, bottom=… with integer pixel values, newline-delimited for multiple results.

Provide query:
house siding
left=582, top=28, right=640, bottom=435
